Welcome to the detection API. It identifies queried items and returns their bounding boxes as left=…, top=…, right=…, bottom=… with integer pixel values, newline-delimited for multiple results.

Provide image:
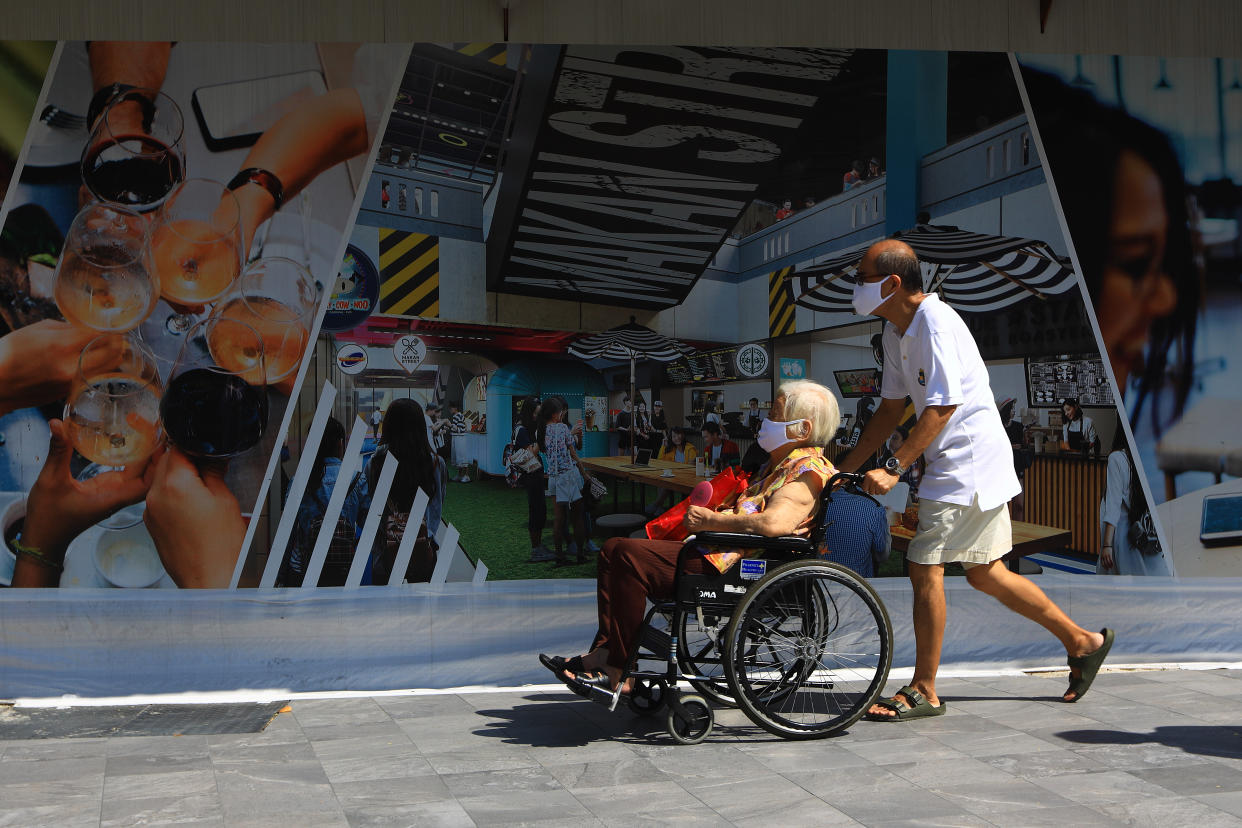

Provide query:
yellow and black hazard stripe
left=378, top=230, right=439, bottom=318
left=455, top=42, right=508, bottom=66
left=769, top=266, right=796, bottom=338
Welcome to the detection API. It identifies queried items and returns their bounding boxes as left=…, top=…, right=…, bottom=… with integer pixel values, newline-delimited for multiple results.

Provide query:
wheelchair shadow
left=1052, top=725, right=1242, bottom=762
left=472, top=694, right=857, bottom=747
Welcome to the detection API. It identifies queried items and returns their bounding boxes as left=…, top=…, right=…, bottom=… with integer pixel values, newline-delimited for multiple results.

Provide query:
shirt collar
left=899, top=292, right=938, bottom=340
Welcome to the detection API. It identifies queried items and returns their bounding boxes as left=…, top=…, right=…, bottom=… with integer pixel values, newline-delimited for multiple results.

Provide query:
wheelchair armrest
left=690, top=532, right=817, bottom=555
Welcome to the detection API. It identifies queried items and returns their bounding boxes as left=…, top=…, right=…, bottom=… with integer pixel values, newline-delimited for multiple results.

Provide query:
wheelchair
left=611, top=472, right=894, bottom=744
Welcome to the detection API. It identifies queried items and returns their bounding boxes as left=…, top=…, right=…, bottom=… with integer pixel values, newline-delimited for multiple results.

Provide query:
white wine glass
left=53, top=203, right=157, bottom=332
left=213, top=257, right=320, bottom=384
left=143, top=178, right=243, bottom=342
left=64, top=333, right=163, bottom=468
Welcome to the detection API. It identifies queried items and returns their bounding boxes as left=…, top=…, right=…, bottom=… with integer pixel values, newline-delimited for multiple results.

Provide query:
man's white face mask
left=852, top=275, right=892, bottom=316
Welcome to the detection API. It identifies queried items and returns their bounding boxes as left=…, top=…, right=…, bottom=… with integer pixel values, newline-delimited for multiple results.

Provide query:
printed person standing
left=838, top=240, right=1113, bottom=720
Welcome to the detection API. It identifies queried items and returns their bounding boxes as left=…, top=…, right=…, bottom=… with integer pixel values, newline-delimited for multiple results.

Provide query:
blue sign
left=323, top=244, right=380, bottom=332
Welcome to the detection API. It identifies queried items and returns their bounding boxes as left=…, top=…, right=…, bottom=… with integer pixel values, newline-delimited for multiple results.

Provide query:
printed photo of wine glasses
left=0, top=41, right=408, bottom=589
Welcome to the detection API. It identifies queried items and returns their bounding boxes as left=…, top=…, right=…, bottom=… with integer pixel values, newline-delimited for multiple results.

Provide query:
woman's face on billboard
left=1098, top=149, right=1178, bottom=391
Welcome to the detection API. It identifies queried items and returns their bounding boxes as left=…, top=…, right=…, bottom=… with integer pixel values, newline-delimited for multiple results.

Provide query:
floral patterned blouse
left=703, top=447, right=835, bottom=572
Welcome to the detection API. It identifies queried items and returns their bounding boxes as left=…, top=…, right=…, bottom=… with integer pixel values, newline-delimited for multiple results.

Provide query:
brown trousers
left=593, top=536, right=713, bottom=671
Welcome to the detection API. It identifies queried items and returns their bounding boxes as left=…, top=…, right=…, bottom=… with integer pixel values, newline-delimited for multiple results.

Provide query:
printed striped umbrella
left=791, top=224, right=1077, bottom=315
left=569, top=317, right=694, bottom=461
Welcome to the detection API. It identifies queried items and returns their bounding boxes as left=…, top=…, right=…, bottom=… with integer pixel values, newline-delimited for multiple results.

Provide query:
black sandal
left=538, top=653, right=592, bottom=698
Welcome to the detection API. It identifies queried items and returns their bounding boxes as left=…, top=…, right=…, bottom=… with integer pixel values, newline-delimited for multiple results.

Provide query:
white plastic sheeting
left=1, top=574, right=1240, bottom=700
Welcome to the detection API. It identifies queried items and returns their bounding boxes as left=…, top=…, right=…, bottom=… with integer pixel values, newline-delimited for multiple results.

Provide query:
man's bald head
left=863, top=239, right=923, bottom=294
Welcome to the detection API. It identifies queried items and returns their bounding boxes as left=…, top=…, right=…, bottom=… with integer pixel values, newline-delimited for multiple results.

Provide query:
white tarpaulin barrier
left=2, top=574, right=1240, bottom=700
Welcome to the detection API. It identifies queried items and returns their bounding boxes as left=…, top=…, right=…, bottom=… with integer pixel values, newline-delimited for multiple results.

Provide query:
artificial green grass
left=441, top=475, right=612, bottom=580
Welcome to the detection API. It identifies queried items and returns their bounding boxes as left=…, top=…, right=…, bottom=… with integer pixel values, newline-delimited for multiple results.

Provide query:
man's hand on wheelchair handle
left=861, top=468, right=898, bottom=496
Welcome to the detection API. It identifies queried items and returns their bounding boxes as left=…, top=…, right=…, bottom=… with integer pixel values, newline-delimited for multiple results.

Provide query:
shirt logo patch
left=918, top=369, right=927, bottom=386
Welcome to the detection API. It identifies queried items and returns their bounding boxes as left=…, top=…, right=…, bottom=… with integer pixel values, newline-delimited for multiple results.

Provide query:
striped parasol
left=569, top=317, right=694, bottom=461
left=791, top=224, right=1077, bottom=315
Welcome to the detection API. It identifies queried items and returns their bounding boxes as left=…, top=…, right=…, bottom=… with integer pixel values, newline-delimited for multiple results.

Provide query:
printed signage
left=324, top=244, right=380, bottom=333
left=779, top=358, right=807, bottom=380
left=393, top=335, right=428, bottom=374
left=735, top=342, right=769, bottom=379
left=336, top=343, right=369, bottom=375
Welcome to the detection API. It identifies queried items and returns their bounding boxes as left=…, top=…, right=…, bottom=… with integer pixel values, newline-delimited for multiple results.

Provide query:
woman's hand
left=0, top=321, right=100, bottom=417
left=684, top=505, right=716, bottom=533
left=1099, top=545, right=1115, bottom=571
left=14, top=419, right=159, bottom=586
left=144, top=447, right=246, bottom=588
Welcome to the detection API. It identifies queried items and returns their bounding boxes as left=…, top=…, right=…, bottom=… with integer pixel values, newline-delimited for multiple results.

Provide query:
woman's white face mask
left=852, top=276, right=892, bottom=316
left=757, top=418, right=807, bottom=452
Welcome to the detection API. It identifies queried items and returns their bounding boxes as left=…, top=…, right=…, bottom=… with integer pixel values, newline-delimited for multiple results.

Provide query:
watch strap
left=87, top=83, right=155, bottom=131
left=227, top=167, right=284, bottom=210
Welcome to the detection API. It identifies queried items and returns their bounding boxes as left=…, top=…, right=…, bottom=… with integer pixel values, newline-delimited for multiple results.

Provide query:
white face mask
left=852, top=277, right=890, bottom=316
left=757, top=418, right=805, bottom=452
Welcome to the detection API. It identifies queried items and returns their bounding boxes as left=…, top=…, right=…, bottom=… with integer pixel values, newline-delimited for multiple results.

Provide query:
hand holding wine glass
left=54, top=203, right=157, bottom=333
left=64, top=333, right=163, bottom=468
left=212, top=257, right=319, bottom=386
left=143, top=444, right=245, bottom=589
left=80, top=87, right=185, bottom=213
left=0, top=320, right=99, bottom=417
left=161, top=316, right=268, bottom=460
left=13, top=417, right=160, bottom=587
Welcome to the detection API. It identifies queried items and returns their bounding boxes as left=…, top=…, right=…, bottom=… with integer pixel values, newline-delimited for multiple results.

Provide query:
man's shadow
left=1055, top=725, right=1242, bottom=761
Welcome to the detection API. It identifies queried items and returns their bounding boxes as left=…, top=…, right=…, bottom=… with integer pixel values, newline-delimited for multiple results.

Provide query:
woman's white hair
left=779, top=380, right=841, bottom=446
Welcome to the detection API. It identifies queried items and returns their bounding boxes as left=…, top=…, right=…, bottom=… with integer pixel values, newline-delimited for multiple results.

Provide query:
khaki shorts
left=906, top=495, right=1011, bottom=567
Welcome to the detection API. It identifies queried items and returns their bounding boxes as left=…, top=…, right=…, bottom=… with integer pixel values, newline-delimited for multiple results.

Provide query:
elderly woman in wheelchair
left=540, top=380, right=893, bottom=742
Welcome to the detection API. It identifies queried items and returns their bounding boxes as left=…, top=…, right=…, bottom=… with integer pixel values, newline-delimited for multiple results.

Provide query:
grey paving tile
left=885, top=754, right=1020, bottom=788
left=838, top=733, right=968, bottom=765
left=329, top=775, right=455, bottom=808
left=1194, top=791, right=1242, bottom=819
left=206, top=711, right=306, bottom=750
left=929, top=779, right=1078, bottom=819
left=289, top=698, right=391, bottom=728
left=440, top=764, right=566, bottom=798
left=102, top=767, right=218, bottom=800
left=823, top=787, right=970, bottom=825
left=1088, top=794, right=1242, bottom=827
left=0, top=755, right=105, bottom=784
left=422, top=745, right=543, bottom=775
left=0, top=777, right=105, bottom=810
left=0, top=801, right=102, bottom=828
left=687, top=773, right=835, bottom=823
left=1071, top=741, right=1220, bottom=770
left=208, top=739, right=320, bottom=766
left=926, top=727, right=1063, bottom=757
left=629, top=743, right=774, bottom=785
left=730, top=796, right=861, bottom=827
left=1127, top=762, right=1242, bottom=796
left=99, top=791, right=224, bottom=827
left=525, top=738, right=647, bottom=767
left=543, top=757, right=669, bottom=790
left=373, top=694, right=476, bottom=720
left=866, top=816, right=995, bottom=827
left=0, top=736, right=109, bottom=761
left=106, top=734, right=211, bottom=757
left=106, top=751, right=213, bottom=777
left=227, top=813, right=350, bottom=828
left=732, top=737, right=879, bottom=773
left=307, top=732, right=428, bottom=784
left=342, top=799, right=475, bottom=828
left=979, top=748, right=1113, bottom=778
left=214, top=768, right=338, bottom=820
left=456, top=788, right=594, bottom=825
left=301, top=720, right=413, bottom=745
left=571, top=781, right=709, bottom=823
left=987, top=805, right=1124, bottom=827
left=1026, top=768, right=1179, bottom=805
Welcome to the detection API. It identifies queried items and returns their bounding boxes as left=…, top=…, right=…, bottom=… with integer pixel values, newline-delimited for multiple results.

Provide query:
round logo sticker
left=735, top=343, right=769, bottom=378
left=323, top=244, right=380, bottom=333
left=336, top=343, right=368, bottom=375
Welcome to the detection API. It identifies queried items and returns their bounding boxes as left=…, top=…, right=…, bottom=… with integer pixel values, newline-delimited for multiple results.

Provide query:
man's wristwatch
left=227, top=167, right=284, bottom=210
left=883, top=456, right=907, bottom=476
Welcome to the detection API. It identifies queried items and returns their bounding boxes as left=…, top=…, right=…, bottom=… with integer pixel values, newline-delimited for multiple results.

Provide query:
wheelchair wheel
left=666, top=693, right=714, bottom=745
left=723, top=560, right=892, bottom=740
left=626, top=679, right=667, bottom=717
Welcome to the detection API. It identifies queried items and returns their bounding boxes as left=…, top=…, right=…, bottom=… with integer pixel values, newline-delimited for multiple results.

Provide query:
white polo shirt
left=880, top=294, right=1020, bottom=511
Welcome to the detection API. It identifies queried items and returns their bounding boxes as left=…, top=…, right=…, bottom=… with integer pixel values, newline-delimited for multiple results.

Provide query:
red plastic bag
left=645, top=466, right=750, bottom=541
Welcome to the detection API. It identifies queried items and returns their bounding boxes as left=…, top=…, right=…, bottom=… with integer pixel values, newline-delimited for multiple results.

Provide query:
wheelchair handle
left=828, top=471, right=865, bottom=490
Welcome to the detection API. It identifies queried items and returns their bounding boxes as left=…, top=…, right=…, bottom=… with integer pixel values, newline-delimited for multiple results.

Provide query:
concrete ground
left=1, top=668, right=1241, bottom=827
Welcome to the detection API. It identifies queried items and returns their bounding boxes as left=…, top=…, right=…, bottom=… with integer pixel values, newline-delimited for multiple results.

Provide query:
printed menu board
left=662, top=342, right=772, bottom=385
left=1025, top=355, right=1115, bottom=408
